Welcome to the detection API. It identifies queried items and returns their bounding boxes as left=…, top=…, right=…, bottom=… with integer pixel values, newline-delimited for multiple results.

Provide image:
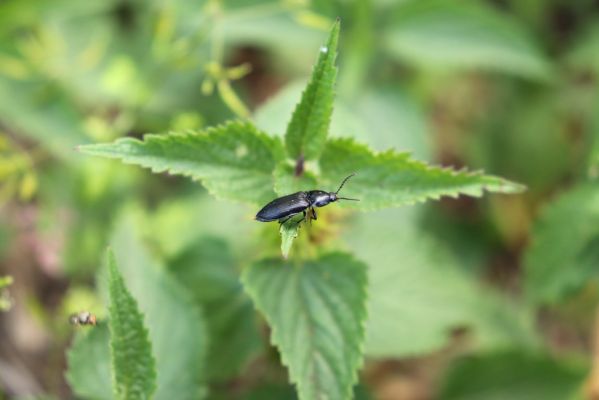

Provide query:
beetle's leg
left=312, top=208, right=317, bottom=221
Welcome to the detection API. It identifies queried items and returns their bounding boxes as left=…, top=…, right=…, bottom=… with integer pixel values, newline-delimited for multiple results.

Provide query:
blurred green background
left=0, top=0, right=598, bottom=399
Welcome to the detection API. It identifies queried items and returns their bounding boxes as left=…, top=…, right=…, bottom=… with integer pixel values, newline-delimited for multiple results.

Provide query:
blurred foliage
left=0, top=275, right=13, bottom=311
left=439, top=351, right=587, bottom=400
left=0, top=0, right=598, bottom=399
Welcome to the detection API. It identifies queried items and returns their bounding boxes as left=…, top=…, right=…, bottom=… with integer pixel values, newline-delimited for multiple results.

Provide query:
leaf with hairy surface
left=320, top=138, right=525, bottom=211
left=107, top=250, right=157, bottom=400
left=111, top=214, right=208, bottom=400
left=285, top=20, right=339, bottom=161
left=242, top=252, right=368, bottom=400
left=78, top=121, right=284, bottom=205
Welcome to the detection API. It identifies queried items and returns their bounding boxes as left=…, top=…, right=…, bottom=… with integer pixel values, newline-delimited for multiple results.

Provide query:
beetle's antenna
left=335, top=173, right=356, bottom=194
left=337, top=196, right=360, bottom=201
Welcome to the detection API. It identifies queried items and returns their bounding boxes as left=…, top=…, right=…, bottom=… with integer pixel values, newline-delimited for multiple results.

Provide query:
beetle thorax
left=307, top=190, right=335, bottom=207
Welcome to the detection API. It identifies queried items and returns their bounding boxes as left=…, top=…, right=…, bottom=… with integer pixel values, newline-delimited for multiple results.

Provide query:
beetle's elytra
left=255, top=173, right=359, bottom=224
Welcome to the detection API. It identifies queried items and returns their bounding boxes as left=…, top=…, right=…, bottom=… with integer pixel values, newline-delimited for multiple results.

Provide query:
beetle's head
left=332, top=173, right=360, bottom=203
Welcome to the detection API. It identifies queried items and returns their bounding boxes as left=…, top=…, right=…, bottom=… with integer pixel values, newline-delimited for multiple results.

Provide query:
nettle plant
left=78, top=21, right=523, bottom=400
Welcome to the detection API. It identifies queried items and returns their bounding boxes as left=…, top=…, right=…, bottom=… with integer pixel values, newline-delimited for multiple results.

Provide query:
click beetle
left=255, top=173, right=359, bottom=224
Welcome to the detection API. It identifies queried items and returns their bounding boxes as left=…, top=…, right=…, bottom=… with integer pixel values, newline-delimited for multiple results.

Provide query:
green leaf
left=0, top=77, right=89, bottom=161
left=279, top=214, right=305, bottom=259
left=587, top=93, right=599, bottom=177
left=111, top=214, right=208, bottom=399
left=255, top=82, right=431, bottom=160
left=140, top=193, right=255, bottom=258
left=463, top=89, right=575, bottom=193
left=168, top=237, right=262, bottom=381
left=346, top=208, right=537, bottom=357
left=333, top=88, right=431, bottom=160
left=78, top=121, right=284, bottom=205
left=439, top=351, right=586, bottom=400
left=0, top=276, right=12, bottom=310
left=66, top=324, right=113, bottom=400
left=273, top=163, right=318, bottom=196
left=566, top=24, right=599, bottom=74
left=107, top=249, right=157, bottom=400
left=524, top=183, right=599, bottom=304
left=0, top=275, right=12, bottom=288
left=285, top=20, right=339, bottom=161
left=65, top=214, right=208, bottom=400
left=320, top=138, right=525, bottom=211
left=221, top=11, right=325, bottom=73
left=384, top=0, right=552, bottom=80
left=242, top=253, right=368, bottom=400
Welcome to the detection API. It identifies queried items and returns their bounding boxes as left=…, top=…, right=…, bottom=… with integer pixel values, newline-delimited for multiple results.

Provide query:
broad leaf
left=242, top=253, right=368, bottom=400
left=439, top=351, right=586, bottom=400
left=107, top=250, right=157, bottom=400
left=168, top=237, right=262, bottom=381
left=346, top=208, right=537, bottom=357
left=524, top=183, right=599, bottom=304
left=320, top=138, right=525, bottom=211
left=79, top=121, right=284, bottom=205
left=66, top=324, right=112, bottom=400
left=111, top=215, right=208, bottom=399
left=285, top=20, right=339, bottom=161
left=384, top=0, right=552, bottom=80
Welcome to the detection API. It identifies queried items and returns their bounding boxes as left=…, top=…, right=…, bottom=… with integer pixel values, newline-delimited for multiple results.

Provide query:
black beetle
left=255, top=173, right=359, bottom=224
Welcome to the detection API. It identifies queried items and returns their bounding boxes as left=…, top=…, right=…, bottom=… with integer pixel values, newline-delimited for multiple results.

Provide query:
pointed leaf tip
left=284, top=18, right=340, bottom=161
left=77, top=121, right=284, bottom=205
left=107, top=249, right=157, bottom=400
left=320, top=138, right=526, bottom=210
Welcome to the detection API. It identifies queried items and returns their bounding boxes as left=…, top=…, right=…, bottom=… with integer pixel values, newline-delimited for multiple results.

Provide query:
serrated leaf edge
left=285, top=20, right=340, bottom=161
left=242, top=252, right=368, bottom=400
left=107, top=250, right=157, bottom=400
left=322, top=137, right=526, bottom=211
left=78, top=120, right=284, bottom=205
